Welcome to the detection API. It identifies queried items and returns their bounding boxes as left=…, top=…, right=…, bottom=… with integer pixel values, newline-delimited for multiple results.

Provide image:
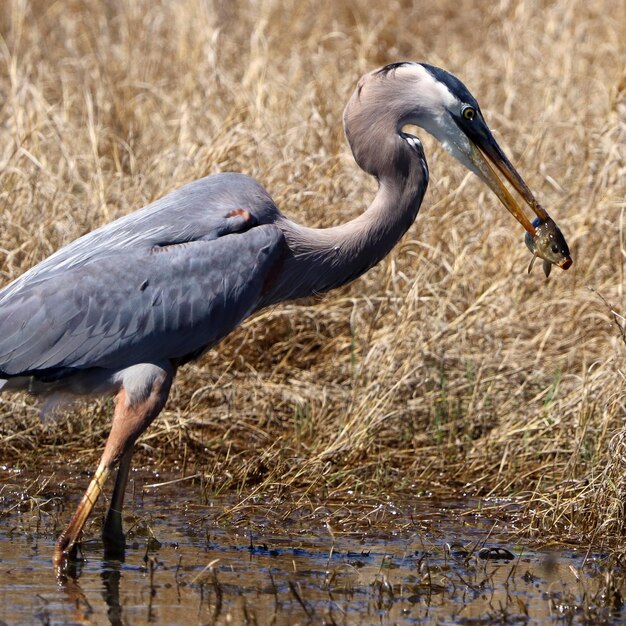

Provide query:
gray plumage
left=0, top=64, right=433, bottom=394
left=0, top=175, right=283, bottom=379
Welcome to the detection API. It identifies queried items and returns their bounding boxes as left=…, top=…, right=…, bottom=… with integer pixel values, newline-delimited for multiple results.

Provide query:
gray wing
left=0, top=225, right=284, bottom=376
left=0, top=172, right=286, bottom=377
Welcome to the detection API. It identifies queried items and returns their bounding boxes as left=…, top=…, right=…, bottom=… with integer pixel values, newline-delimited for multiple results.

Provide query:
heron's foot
left=102, top=531, right=126, bottom=561
left=53, top=531, right=81, bottom=576
left=102, top=511, right=126, bottom=561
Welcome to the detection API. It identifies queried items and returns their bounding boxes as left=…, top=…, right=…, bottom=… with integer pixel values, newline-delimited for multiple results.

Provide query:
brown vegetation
left=0, top=0, right=624, bottom=549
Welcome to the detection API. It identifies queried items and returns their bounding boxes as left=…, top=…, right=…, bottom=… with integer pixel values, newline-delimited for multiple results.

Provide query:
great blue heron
left=0, top=62, right=572, bottom=570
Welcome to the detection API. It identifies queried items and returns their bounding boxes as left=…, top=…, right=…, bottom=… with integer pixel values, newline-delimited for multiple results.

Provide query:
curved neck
left=264, top=143, right=428, bottom=304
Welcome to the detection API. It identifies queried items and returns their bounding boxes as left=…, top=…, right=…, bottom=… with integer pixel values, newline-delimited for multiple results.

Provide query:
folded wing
left=0, top=225, right=284, bottom=378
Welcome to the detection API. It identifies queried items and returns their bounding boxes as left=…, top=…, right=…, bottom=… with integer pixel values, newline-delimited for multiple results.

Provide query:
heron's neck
left=265, top=158, right=428, bottom=304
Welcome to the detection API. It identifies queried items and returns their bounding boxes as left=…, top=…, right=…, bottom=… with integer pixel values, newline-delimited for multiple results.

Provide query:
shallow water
left=0, top=467, right=624, bottom=625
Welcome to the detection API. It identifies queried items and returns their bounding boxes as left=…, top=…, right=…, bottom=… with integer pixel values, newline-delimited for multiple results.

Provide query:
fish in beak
left=525, top=217, right=572, bottom=277
left=458, top=107, right=573, bottom=276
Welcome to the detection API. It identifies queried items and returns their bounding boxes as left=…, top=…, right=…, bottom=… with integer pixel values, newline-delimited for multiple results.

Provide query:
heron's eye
left=462, top=106, right=476, bottom=121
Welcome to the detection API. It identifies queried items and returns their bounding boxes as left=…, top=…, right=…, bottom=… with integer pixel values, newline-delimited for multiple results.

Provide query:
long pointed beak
left=467, top=126, right=549, bottom=236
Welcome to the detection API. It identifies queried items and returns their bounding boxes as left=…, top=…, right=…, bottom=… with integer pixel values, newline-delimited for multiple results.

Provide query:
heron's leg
left=54, top=459, right=111, bottom=568
left=102, top=446, right=134, bottom=558
left=54, top=366, right=173, bottom=572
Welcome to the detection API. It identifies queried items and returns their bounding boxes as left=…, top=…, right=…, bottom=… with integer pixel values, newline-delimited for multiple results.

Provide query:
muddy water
left=0, top=467, right=624, bottom=625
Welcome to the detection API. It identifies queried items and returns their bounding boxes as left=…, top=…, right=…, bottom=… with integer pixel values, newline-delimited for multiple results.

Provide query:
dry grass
left=0, top=0, right=625, bottom=548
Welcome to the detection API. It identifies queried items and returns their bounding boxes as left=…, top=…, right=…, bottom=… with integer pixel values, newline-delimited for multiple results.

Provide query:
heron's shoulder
left=167, top=172, right=279, bottom=221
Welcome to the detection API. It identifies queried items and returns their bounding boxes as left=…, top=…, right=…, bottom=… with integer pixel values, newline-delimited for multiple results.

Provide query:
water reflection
left=0, top=480, right=624, bottom=625
left=59, top=549, right=127, bottom=624
left=101, top=562, right=124, bottom=626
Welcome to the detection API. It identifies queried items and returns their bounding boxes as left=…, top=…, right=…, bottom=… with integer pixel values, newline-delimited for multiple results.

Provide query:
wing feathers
left=0, top=225, right=284, bottom=377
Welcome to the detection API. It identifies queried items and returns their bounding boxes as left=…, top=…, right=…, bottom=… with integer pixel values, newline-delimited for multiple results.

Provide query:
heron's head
left=345, top=62, right=564, bottom=246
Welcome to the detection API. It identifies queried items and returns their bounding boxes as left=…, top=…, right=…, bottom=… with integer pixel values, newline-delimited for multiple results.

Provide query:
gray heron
left=0, top=62, right=571, bottom=571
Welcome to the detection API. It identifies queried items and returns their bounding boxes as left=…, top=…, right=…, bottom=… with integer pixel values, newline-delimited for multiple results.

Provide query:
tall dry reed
left=0, top=0, right=624, bottom=546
